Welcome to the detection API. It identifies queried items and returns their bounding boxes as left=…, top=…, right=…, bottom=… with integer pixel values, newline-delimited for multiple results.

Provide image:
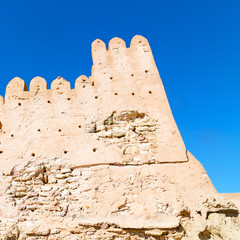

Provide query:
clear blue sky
left=0, top=0, right=239, bottom=193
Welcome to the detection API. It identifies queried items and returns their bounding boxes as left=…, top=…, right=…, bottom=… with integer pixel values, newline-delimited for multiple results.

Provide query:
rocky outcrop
left=0, top=36, right=239, bottom=239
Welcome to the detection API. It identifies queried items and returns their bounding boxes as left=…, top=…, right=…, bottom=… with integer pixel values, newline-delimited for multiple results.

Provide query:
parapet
left=0, top=36, right=187, bottom=173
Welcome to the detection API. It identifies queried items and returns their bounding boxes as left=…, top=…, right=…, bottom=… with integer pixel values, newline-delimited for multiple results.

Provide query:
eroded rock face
left=0, top=36, right=239, bottom=239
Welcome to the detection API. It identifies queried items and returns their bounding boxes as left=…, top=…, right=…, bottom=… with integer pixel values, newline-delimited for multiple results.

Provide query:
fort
left=0, top=36, right=239, bottom=239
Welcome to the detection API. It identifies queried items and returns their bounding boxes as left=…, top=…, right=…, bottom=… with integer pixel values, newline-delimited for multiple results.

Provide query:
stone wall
left=0, top=36, right=239, bottom=239
left=0, top=36, right=187, bottom=175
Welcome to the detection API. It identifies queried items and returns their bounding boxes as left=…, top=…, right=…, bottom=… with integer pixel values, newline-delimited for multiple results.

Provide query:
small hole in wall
left=93, top=148, right=97, bottom=152
left=91, top=81, right=94, bottom=86
left=95, top=96, right=98, bottom=99
left=132, top=92, right=135, bottom=96
left=78, top=125, right=81, bottom=128
left=31, top=153, right=35, bottom=157
left=0, top=151, right=2, bottom=154
left=64, top=150, right=68, bottom=154
left=145, top=70, right=149, bottom=73
left=110, top=77, right=113, bottom=80
left=82, top=85, right=85, bottom=88
left=149, top=91, right=152, bottom=94
left=114, top=93, right=118, bottom=96
left=38, top=129, right=41, bottom=132
left=58, top=129, right=62, bottom=132
left=131, top=74, right=134, bottom=77
left=67, top=98, right=71, bottom=101
left=18, top=103, right=21, bottom=106
left=197, top=211, right=202, bottom=216
left=47, top=100, right=51, bottom=104
left=11, top=134, right=14, bottom=138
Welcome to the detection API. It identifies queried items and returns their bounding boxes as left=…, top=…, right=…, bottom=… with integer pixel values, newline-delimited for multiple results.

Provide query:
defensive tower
left=0, top=36, right=239, bottom=239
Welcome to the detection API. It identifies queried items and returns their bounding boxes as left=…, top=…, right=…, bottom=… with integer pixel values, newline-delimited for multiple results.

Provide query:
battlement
left=4, top=75, right=92, bottom=106
left=3, top=36, right=161, bottom=101
left=0, top=36, right=187, bottom=173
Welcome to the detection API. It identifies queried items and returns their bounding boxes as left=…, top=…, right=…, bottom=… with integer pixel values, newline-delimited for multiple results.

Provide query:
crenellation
left=91, top=39, right=107, bottom=66
left=75, top=75, right=91, bottom=89
left=74, top=75, right=96, bottom=103
left=29, top=77, right=47, bottom=96
left=130, top=35, right=151, bottom=52
left=1, top=37, right=162, bottom=105
left=5, top=77, right=28, bottom=99
left=51, top=76, right=71, bottom=94
left=108, top=37, right=127, bottom=51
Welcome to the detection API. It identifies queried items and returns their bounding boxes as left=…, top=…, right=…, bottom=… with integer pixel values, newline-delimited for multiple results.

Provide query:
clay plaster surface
left=0, top=36, right=239, bottom=239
